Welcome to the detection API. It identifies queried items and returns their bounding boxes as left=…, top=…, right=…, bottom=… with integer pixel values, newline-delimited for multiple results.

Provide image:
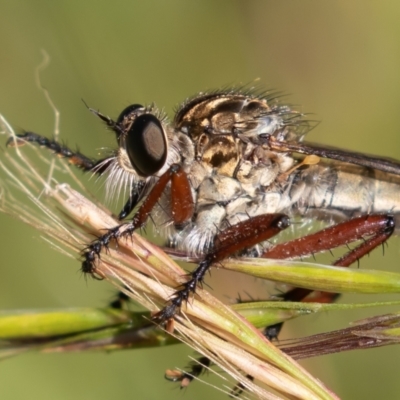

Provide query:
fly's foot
left=152, top=303, right=179, bottom=324
left=264, top=322, right=283, bottom=341
left=152, top=286, right=192, bottom=323
left=81, top=226, right=124, bottom=278
left=165, top=356, right=211, bottom=389
left=153, top=263, right=208, bottom=324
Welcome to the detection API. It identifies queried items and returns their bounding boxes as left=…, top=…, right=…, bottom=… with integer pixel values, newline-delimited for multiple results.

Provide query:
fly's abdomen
left=292, top=163, right=400, bottom=228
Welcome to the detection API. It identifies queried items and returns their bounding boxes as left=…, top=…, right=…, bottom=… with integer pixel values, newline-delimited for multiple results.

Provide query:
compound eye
left=126, top=114, right=168, bottom=176
left=117, top=104, right=144, bottom=124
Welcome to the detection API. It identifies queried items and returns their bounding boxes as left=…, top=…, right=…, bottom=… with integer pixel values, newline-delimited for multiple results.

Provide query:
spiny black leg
left=6, top=131, right=112, bottom=173
left=165, top=356, right=211, bottom=389
left=109, top=291, right=131, bottom=309
left=264, top=323, right=283, bottom=341
left=82, top=225, right=133, bottom=278
left=153, top=259, right=212, bottom=321
left=118, top=181, right=146, bottom=220
left=230, top=374, right=254, bottom=398
left=166, top=356, right=254, bottom=396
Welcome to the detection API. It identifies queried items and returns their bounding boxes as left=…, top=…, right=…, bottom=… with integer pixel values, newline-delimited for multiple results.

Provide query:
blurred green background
left=1, top=1, right=400, bottom=399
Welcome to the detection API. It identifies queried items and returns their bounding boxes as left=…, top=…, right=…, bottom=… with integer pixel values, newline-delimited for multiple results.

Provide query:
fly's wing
left=267, top=137, right=400, bottom=176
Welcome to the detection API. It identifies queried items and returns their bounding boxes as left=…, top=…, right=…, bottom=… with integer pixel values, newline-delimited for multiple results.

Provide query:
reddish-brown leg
left=262, top=215, right=395, bottom=339
left=153, top=213, right=290, bottom=322
left=263, top=215, right=393, bottom=260
left=82, top=163, right=194, bottom=276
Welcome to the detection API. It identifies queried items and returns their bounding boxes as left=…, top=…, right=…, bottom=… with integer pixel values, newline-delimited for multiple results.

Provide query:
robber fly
left=8, top=88, right=400, bottom=323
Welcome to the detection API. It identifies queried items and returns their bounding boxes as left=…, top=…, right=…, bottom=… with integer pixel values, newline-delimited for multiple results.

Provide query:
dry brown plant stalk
left=0, top=109, right=341, bottom=400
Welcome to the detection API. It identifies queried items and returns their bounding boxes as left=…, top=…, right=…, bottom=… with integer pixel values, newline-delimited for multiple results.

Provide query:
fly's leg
left=230, top=375, right=254, bottom=398
left=165, top=356, right=212, bottom=389
left=82, top=164, right=194, bottom=278
left=7, top=132, right=196, bottom=284
left=109, top=290, right=131, bottom=310
left=262, top=215, right=394, bottom=260
left=166, top=355, right=253, bottom=396
left=153, top=213, right=290, bottom=322
left=8, top=132, right=148, bottom=220
left=262, top=214, right=395, bottom=339
left=7, top=131, right=138, bottom=219
left=118, top=181, right=146, bottom=220
left=284, top=223, right=394, bottom=304
left=6, top=132, right=113, bottom=172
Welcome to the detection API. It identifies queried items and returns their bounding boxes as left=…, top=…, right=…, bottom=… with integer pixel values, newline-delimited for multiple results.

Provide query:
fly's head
left=89, top=103, right=183, bottom=202
left=114, top=104, right=169, bottom=177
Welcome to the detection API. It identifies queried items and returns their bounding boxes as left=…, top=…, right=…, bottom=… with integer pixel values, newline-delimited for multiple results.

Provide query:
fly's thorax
left=174, top=91, right=301, bottom=195
left=175, top=92, right=290, bottom=141
left=154, top=91, right=305, bottom=255
left=164, top=138, right=297, bottom=255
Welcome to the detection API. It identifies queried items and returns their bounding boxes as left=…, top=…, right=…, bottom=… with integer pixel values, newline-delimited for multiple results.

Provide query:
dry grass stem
left=0, top=114, right=339, bottom=400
